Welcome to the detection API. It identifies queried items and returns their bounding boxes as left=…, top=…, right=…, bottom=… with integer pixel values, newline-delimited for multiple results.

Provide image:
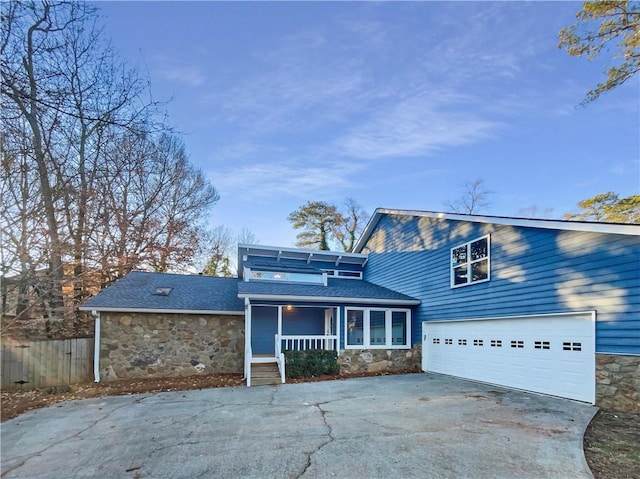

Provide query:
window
left=249, top=270, right=324, bottom=284
left=346, top=310, right=364, bottom=345
left=345, top=308, right=411, bottom=348
left=324, top=269, right=363, bottom=279
left=451, top=235, right=490, bottom=288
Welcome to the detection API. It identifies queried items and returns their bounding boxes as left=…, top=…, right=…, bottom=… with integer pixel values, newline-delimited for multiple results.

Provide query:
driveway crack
left=297, top=402, right=334, bottom=478
left=1, top=401, right=132, bottom=478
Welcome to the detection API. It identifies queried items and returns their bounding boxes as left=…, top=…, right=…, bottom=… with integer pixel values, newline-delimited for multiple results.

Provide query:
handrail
left=275, top=334, right=286, bottom=384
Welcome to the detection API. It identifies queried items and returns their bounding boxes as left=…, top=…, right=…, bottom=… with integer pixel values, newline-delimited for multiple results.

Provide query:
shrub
left=284, top=349, right=339, bottom=378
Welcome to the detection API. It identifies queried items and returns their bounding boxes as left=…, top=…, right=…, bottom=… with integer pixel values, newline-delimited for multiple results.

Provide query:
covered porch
left=243, top=302, right=340, bottom=386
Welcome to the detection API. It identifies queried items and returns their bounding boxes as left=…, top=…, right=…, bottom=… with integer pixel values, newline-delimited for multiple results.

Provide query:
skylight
left=152, top=287, right=173, bottom=296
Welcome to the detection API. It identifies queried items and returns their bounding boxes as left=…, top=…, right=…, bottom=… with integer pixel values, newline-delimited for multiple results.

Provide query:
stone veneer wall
left=99, top=312, right=244, bottom=381
left=596, top=354, right=640, bottom=413
left=338, top=345, right=422, bottom=374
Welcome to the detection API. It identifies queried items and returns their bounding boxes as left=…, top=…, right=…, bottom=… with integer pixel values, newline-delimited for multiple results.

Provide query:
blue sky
left=95, top=1, right=639, bottom=247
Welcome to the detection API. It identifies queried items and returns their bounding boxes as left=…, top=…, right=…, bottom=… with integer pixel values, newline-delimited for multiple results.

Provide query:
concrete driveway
left=1, top=373, right=597, bottom=479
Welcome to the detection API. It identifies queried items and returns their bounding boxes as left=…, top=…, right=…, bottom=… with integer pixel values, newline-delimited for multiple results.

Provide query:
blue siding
left=283, top=307, right=325, bottom=335
left=361, top=214, right=640, bottom=355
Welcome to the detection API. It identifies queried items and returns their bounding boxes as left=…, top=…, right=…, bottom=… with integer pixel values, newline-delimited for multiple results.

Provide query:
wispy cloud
left=152, top=56, right=206, bottom=87
left=336, top=91, right=502, bottom=159
left=209, top=159, right=364, bottom=201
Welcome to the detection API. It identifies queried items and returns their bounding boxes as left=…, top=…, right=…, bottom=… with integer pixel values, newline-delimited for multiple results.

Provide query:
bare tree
left=91, top=132, right=219, bottom=282
left=517, top=205, right=555, bottom=219
left=333, top=198, right=368, bottom=253
left=1, top=2, right=219, bottom=332
left=238, top=227, right=259, bottom=245
left=201, top=226, right=235, bottom=277
left=445, top=179, right=492, bottom=215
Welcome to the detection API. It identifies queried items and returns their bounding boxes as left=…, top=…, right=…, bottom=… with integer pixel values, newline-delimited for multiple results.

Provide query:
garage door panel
left=422, top=313, right=595, bottom=403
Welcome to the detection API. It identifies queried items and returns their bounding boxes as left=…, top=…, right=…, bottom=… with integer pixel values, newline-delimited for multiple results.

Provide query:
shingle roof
left=237, top=278, right=420, bottom=305
left=80, top=271, right=244, bottom=313
left=81, top=271, right=420, bottom=313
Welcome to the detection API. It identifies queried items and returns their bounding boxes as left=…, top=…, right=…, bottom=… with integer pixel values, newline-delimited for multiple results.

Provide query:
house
left=80, top=245, right=421, bottom=386
left=80, top=209, right=640, bottom=412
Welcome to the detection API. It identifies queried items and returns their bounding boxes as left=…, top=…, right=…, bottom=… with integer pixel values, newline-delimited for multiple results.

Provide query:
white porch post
left=324, top=309, right=332, bottom=350
left=244, top=297, right=251, bottom=384
left=336, top=307, right=341, bottom=356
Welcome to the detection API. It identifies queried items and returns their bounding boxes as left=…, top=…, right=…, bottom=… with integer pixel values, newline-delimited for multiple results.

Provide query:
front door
left=251, top=306, right=278, bottom=355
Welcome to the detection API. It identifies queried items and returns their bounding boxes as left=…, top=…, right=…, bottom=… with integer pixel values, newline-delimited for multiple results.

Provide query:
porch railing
left=280, top=335, right=338, bottom=351
left=274, top=334, right=285, bottom=384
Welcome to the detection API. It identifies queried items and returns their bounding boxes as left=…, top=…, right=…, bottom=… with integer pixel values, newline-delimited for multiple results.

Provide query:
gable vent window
left=451, top=235, right=490, bottom=288
left=152, top=287, right=173, bottom=296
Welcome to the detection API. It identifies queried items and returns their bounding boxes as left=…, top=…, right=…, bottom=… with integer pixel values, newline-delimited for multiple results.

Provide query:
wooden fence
left=1, top=337, right=94, bottom=389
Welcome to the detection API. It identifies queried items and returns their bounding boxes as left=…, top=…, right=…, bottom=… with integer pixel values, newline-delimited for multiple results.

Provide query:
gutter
left=78, top=306, right=244, bottom=315
left=92, top=310, right=100, bottom=383
left=237, top=293, right=420, bottom=306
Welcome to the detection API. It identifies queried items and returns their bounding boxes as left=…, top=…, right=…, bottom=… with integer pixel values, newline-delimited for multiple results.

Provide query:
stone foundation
left=338, top=345, right=422, bottom=374
left=596, top=354, right=640, bottom=413
left=99, top=312, right=244, bottom=381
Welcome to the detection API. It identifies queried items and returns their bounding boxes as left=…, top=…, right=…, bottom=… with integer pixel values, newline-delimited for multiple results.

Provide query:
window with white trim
left=451, top=235, right=490, bottom=288
left=345, top=307, right=411, bottom=348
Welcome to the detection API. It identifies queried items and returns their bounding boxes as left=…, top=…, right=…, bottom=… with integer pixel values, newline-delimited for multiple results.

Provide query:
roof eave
left=237, top=293, right=420, bottom=306
left=78, top=306, right=244, bottom=315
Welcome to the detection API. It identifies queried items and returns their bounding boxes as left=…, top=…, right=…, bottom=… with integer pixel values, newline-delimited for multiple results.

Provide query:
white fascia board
left=78, top=306, right=244, bottom=315
left=237, top=293, right=420, bottom=306
left=423, top=310, right=596, bottom=324
left=354, top=208, right=640, bottom=252
left=238, top=243, right=368, bottom=263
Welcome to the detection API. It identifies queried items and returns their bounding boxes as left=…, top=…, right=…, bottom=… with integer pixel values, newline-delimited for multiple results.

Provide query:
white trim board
left=78, top=306, right=244, bottom=315
left=237, top=293, right=420, bottom=306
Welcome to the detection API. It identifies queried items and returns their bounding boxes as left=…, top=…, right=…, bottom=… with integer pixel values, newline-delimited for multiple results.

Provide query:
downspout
left=91, top=310, right=100, bottom=383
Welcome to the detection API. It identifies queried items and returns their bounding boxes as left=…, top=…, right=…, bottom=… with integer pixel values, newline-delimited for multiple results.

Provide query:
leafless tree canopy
left=444, top=179, right=492, bottom=215
left=1, top=1, right=219, bottom=331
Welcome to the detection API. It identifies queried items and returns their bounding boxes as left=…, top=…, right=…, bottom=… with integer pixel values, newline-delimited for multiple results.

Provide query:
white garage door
left=422, top=313, right=595, bottom=403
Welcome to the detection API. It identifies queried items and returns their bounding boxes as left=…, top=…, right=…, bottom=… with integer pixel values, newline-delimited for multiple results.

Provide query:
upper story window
left=248, top=270, right=325, bottom=285
left=451, top=235, right=490, bottom=288
left=323, top=269, right=363, bottom=279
